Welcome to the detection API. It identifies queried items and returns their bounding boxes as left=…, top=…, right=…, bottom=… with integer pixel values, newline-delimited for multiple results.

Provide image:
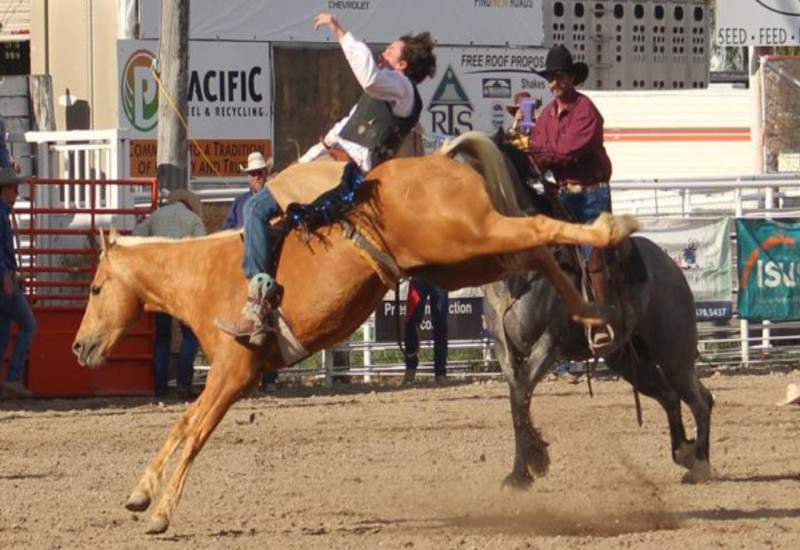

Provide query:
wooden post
left=156, top=0, right=190, bottom=192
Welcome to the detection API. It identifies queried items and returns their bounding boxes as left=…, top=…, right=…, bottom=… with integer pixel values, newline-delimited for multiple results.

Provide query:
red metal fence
left=1, top=179, right=159, bottom=397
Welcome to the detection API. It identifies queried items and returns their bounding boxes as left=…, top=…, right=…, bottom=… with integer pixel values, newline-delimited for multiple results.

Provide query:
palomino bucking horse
left=71, top=132, right=639, bottom=533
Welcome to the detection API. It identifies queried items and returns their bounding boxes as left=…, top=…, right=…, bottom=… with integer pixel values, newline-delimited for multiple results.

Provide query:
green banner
left=737, top=218, right=800, bottom=321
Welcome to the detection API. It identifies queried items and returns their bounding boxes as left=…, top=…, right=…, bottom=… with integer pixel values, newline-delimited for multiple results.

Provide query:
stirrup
left=588, top=324, right=615, bottom=351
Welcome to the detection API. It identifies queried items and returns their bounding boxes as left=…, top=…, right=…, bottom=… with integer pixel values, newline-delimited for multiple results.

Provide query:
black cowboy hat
left=0, top=168, right=21, bottom=186
left=534, top=45, right=589, bottom=86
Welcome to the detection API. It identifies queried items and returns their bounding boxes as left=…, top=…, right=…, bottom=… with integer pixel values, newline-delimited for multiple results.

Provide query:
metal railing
left=14, top=129, right=800, bottom=383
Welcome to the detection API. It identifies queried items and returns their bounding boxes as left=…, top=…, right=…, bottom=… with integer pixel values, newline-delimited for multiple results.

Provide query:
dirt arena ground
left=2, top=369, right=800, bottom=549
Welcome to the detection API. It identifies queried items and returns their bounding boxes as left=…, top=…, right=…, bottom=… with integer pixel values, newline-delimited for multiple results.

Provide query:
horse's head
left=72, top=228, right=143, bottom=367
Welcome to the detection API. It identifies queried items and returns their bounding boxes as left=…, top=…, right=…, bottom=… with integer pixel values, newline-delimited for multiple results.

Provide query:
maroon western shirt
left=529, top=92, right=612, bottom=185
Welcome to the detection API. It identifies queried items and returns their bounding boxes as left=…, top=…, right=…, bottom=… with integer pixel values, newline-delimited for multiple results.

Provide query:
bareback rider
left=528, top=45, right=616, bottom=350
left=215, top=12, right=436, bottom=344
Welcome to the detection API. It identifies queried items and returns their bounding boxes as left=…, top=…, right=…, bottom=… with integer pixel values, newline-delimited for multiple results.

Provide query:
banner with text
left=129, top=139, right=272, bottom=179
left=737, top=218, right=800, bottom=321
left=374, top=297, right=485, bottom=343
left=716, top=0, right=800, bottom=46
left=638, top=218, right=733, bottom=321
left=139, top=0, right=544, bottom=47
left=415, top=45, right=550, bottom=153
left=118, top=40, right=272, bottom=178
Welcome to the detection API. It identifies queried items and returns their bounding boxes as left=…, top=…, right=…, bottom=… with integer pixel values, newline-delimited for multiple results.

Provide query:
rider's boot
left=214, top=274, right=279, bottom=346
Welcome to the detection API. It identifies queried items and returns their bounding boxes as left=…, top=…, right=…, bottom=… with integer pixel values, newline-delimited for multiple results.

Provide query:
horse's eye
left=90, top=285, right=101, bottom=296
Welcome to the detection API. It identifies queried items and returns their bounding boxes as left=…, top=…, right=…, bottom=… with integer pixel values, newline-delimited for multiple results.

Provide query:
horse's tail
left=439, top=131, right=533, bottom=273
left=438, top=131, right=524, bottom=217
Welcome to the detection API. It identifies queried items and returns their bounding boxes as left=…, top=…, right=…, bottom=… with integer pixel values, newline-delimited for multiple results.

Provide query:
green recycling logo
left=121, top=49, right=158, bottom=132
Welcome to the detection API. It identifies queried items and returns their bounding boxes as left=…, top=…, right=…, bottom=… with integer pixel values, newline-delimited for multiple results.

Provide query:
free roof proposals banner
left=414, top=45, right=550, bottom=153
left=737, top=218, right=800, bottom=321
left=638, top=218, right=733, bottom=321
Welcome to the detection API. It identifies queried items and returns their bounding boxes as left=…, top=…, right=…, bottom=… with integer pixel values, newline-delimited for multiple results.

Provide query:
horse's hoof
left=681, top=460, right=714, bottom=484
left=501, top=472, right=534, bottom=491
left=673, top=442, right=696, bottom=470
left=125, top=490, right=152, bottom=512
left=146, top=514, right=170, bottom=534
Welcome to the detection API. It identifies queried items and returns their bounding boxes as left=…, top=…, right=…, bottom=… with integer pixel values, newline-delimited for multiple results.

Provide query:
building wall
left=30, top=0, right=118, bottom=131
left=586, top=86, right=755, bottom=180
left=0, top=0, right=30, bottom=35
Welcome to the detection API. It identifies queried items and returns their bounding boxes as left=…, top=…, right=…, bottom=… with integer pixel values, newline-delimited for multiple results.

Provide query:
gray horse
left=482, top=138, right=715, bottom=487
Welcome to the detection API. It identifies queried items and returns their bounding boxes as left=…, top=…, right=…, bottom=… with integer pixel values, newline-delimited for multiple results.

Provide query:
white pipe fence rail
left=12, top=130, right=800, bottom=385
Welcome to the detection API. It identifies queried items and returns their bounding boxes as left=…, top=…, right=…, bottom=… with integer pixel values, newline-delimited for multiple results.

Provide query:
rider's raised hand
left=313, top=13, right=346, bottom=41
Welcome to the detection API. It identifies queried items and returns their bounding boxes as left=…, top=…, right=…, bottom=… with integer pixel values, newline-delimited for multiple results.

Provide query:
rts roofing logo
left=427, top=66, right=473, bottom=135
left=121, top=49, right=158, bottom=132
left=755, top=1, right=800, bottom=16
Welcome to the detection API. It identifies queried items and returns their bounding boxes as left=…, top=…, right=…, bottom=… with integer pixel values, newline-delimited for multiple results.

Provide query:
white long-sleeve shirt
left=299, top=32, right=416, bottom=173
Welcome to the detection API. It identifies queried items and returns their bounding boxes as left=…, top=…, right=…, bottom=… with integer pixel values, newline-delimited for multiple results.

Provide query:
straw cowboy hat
left=0, top=168, right=21, bottom=186
left=776, top=383, right=800, bottom=406
left=240, top=151, right=274, bottom=173
left=505, top=91, right=531, bottom=115
left=166, top=188, right=203, bottom=218
left=534, top=44, right=589, bottom=86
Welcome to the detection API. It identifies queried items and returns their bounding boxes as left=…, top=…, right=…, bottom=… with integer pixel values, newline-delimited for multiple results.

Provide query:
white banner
left=638, top=217, right=733, bottom=309
left=118, top=40, right=272, bottom=179
left=117, top=40, right=271, bottom=139
left=139, top=0, right=544, bottom=47
left=415, top=45, right=551, bottom=152
left=716, top=0, right=800, bottom=46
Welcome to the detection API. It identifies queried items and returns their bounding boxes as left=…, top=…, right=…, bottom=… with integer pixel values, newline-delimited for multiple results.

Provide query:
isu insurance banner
left=737, top=218, right=800, bottom=321
left=639, top=218, right=733, bottom=321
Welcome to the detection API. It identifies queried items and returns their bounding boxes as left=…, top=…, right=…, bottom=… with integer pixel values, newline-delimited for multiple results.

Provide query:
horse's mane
left=116, top=229, right=242, bottom=248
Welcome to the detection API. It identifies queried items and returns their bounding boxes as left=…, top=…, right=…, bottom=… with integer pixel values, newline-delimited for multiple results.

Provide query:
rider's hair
left=399, top=32, right=437, bottom=84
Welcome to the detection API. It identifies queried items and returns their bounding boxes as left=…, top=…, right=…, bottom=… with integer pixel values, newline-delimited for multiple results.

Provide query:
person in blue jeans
left=222, top=152, right=279, bottom=392
left=0, top=169, right=36, bottom=399
left=403, top=277, right=448, bottom=384
left=529, top=45, right=614, bottom=350
left=153, top=313, right=199, bottom=400
left=133, top=189, right=206, bottom=399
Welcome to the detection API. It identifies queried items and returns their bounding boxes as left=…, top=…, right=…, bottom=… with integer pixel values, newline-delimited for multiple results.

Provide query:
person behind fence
left=0, top=115, right=20, bottom=173
left=222, top=151, right=279, bottom=392
left=223, top=152, right=273, bottom=231
left=403, top=277, right=448, bottom=384
left=133, top=189, right=206, bottom=399
left=0, top=169, right=36, bottom=399
left=215, top=12, right=436, bottom=345
left=528, top=44, right=615, bottom=350
left=506, top=91, right=531, bottom=136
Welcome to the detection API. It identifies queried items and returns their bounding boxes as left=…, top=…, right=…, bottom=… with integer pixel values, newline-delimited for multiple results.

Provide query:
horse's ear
left=98, top=228, right=108, bottom=255
left=109, top=225, right=119, bottom=245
